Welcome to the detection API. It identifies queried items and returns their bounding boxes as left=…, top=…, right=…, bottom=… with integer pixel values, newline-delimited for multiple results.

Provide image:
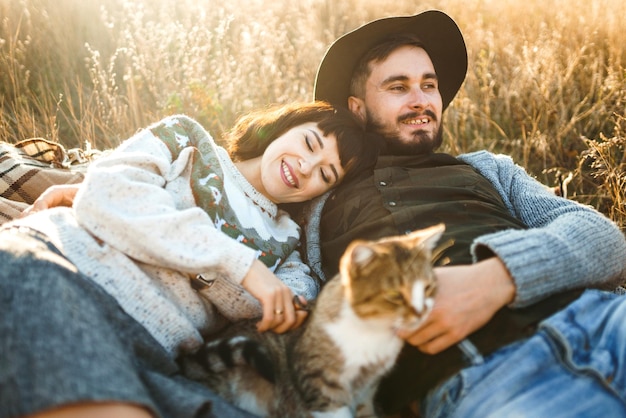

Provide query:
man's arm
left=398, top=151, right=626, bottom=354
left=461, top=150, right=626, bottom=307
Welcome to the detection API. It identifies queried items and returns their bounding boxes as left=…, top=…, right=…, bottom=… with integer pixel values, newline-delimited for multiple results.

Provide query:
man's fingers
left=416, top=335, right=455, bottom=355
left=400, top=320, right=442, bottom=346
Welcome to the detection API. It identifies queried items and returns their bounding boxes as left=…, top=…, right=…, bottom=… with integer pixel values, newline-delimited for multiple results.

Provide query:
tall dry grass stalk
left=1, top=0, right=625, bottom=227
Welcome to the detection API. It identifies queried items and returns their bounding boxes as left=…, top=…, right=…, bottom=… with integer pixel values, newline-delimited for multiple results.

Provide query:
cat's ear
left=407, top=223, right=445, bottom=251
left=349, top=243, right=376, bottom=267
left=339, top=241, right=376, bottom=280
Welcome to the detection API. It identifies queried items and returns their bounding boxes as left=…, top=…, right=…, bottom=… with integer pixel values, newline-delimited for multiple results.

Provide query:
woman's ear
left=348, top=96, right=366, bottom=123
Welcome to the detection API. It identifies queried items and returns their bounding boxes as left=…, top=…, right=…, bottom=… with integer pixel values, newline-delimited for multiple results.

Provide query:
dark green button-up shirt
left=320, top=153, right=526, bottom=277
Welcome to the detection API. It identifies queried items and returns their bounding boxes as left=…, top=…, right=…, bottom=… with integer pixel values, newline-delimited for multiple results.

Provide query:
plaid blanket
left=0, top=138, right=102, bottom=224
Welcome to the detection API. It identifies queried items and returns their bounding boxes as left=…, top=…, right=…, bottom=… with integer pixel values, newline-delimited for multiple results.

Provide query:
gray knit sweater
left=303, top=150, right=626, bottom=308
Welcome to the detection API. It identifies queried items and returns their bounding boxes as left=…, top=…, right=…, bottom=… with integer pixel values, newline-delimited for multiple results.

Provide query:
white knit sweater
left=6, top=115, right=317, bottom=356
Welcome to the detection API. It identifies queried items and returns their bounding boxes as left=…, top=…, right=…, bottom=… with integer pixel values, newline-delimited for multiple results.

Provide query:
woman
left=0, top=101, right=378, bottom=418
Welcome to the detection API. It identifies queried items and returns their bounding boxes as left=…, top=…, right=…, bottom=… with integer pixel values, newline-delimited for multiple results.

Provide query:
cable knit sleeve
left=459, top=150, right=626, bottom=307
left=191, top=247, right=319, bottom=323
left=299, top=192, right=332, bottom=284
left=274, top=247, right=320, bottom=302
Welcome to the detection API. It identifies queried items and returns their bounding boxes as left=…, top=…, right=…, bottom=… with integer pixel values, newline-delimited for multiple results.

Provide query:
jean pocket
left=423, top=372, right=464, bottom=418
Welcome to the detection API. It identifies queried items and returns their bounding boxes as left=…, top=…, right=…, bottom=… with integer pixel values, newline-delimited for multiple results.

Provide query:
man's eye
left=390, top=85, right=406, bottom=91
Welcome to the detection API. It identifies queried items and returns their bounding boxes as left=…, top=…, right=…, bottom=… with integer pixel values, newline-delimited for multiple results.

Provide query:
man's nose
left=408, top=87, right=428, bottom=108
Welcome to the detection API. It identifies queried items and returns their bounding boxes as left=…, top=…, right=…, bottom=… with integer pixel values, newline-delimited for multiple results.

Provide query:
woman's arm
left=73, top=128, right=257, bottom=282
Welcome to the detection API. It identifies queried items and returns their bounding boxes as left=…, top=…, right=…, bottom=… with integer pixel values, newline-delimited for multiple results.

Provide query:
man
left=304, top=10, right=626, bottom=417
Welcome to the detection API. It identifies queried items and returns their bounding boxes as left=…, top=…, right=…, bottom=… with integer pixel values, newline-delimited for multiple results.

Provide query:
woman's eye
left=321, top=170, right=330, bottom=184
left=305, top=136, right=313, bottom=152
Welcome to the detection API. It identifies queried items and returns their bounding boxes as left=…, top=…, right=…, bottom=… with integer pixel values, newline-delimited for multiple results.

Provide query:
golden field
left=1, top=0, right=625, bottom=227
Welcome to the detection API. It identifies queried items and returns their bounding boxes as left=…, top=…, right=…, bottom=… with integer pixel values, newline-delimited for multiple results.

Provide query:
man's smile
left=402, top=117, right=430, bottom=126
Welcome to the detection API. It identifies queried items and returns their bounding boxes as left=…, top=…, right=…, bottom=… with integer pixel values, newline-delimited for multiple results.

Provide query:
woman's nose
left=299, top=158, right=313, bottom=176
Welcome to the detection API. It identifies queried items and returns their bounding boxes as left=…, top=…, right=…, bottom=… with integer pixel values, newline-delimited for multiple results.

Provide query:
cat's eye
left=383, top=290, right=404, bottom=305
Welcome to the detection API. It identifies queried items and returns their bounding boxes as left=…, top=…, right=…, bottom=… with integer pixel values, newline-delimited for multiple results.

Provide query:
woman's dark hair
left=225, top=101, right=379, bottom=185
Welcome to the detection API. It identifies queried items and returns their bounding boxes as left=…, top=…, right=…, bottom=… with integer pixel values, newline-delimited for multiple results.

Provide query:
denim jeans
left=423, top=290, right=626, bottom=418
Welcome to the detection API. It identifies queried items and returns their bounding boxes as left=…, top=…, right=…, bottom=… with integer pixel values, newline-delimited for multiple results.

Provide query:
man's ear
left=348, top=96, right=366, bottom=123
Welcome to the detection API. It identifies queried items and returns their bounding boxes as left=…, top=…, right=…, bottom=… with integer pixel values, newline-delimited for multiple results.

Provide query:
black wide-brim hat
left=314, top=10, right=467, bottom=110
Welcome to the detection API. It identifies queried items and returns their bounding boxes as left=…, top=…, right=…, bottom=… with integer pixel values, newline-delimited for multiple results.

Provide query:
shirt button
left=379, top=181, right=387, bottom=187
left=388, top=201, right=397, bottom=207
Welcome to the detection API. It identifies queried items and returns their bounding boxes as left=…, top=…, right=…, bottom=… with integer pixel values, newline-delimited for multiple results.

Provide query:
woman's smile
left=281, top=160, right=299, bottom=188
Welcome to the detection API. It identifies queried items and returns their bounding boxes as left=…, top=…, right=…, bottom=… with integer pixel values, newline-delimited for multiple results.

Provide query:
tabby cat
left=180, top=223, right=445, bottom=418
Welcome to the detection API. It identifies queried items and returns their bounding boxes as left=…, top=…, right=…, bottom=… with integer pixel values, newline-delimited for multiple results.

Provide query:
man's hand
left=20, top=184, right=81, bottom=217
left=397, top=257, right=516, bottom=354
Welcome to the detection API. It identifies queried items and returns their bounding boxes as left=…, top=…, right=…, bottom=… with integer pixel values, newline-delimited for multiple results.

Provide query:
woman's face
left=259, top=122, right=345, bottom=203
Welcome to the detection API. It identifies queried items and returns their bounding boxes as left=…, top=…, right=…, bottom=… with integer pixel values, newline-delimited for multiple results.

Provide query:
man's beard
left=366, top=111, right=444, bottom=155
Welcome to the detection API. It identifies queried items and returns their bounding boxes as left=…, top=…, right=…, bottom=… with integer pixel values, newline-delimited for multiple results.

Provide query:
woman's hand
left=242, top=259, right=309, bottom=333
left=20, top=184, right=81, bottom=217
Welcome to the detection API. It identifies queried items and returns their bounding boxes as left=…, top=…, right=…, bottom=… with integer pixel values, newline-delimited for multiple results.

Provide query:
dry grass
left=1, top=0, right=625, bottom=227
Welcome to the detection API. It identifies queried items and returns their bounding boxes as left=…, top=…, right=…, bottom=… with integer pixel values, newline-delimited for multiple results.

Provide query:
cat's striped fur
left=180, top=224, right=444, bottom=418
